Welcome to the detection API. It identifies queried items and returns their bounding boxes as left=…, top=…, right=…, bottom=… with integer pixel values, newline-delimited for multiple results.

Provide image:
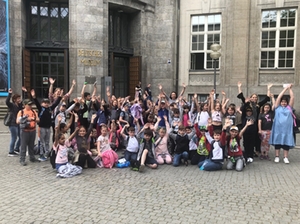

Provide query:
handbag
left=4, top=111, right=13, bottom=126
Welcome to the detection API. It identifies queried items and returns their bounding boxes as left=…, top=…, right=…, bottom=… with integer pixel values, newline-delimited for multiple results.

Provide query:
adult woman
left=237, top=82, right=272, bottom=157
left=6, top=88, right=23, bottom=156
left=269, top=85, right=294, bottom=164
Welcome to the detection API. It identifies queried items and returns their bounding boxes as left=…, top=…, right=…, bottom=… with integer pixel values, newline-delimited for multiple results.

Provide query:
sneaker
left=283, top=157, right=290, bottom=164
left=38, top=156, right=47, bottom=162
left=265, top=155, right=271, bottom=161
left=274, top=157, right=280, bottom=163
left=247, top=158, right=253, bottom=163
left=8, top=152, right=18, bottom=157
left=139, top=164, right=145, bottom=172
left=14, top=150, right=20, bottom=155
left=20, top=161, right=27, bottom=166
left=259, top=155, right=264, bottom=160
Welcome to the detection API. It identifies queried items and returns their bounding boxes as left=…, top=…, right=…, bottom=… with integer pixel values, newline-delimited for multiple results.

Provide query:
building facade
left=180, top=0, right=300, bottom=108
left=2, top=0, right=300, bottom=108
left=5, top=0, right=178, bottom=102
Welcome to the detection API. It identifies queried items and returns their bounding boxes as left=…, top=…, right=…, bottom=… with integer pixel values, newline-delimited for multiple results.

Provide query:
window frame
left=260, top=8, right=297, bottom=69
left=190, top=14, right=222, bottom=71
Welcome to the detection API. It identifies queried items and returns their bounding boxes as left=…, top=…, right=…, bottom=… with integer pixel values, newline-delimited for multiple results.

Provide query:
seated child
left=95, top=124, right=118, bottom=168
left=226, top=119, right=253, bottom=172
left=121, top=125, right=139, bottom=162
left=198, top=121, right=226, bottom=171
left=169, top=125, right=195, bottom=167
left=137, top=128, right=158, bottom=172
left=89, top=128, right=98, bottom=156
left=154, top=116, right=172, bottom=165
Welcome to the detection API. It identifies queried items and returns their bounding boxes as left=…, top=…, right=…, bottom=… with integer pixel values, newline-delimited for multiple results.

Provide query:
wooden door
left=129, top=56, right=141, bottom=99
left=23, top=49, right=31, bottom=92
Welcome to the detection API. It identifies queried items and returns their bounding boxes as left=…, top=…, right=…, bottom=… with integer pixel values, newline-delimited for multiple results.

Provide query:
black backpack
left=49, top=147, right=57, bottom=169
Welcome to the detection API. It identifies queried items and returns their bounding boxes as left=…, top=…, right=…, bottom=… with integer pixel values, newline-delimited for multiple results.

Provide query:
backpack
left=101, top=150, right=118, bottom=168
left=49, top=147, right=57, bottom=169
left=197, top=136, right=209, bottom=156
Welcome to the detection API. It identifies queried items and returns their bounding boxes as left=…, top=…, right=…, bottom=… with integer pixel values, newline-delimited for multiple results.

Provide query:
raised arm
left=49, top=78, right=55, bottom=95
left=81, top=82, right=87, bottom=100
left=289, top=86, right=294, bottom=108
left=31, top=89, right=42, bottom=112
left=274, top=85, right=290, bottom=108
left=67, top=79, right=76, bottom=96
left=178, top=83, right=186, bottom=98
left=239, top=119, right=254, bottom=137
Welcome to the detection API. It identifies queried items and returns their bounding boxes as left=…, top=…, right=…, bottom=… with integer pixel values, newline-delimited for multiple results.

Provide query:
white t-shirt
left=97, top=135, right=111, bottom=153
left=125, top=136, right=139, bottom=153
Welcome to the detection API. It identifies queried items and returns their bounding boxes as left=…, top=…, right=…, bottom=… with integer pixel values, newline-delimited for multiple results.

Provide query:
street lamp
left=210, top=43, right=221, bottom=99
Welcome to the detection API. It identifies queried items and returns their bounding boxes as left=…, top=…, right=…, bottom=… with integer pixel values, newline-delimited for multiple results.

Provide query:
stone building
left=180, top=0, right=300, bottom=108
left=5, top=0, right=178, bottom=102
left=2, top=0, right=300, bottom=108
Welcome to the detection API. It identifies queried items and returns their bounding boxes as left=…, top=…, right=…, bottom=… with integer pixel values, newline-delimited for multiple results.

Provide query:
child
left=258, top=102, right=274, bottom=160
left=52, top=132, right=82, bottom=178
left=190, top=124, right=211, bottom=165
left=198, top=121, right=226, bottom=171
left=169, top=125, right=195, bottom=167
left=89, top=128, right=98, bottom=156
left=66, top=114, right=97, bottom=169
left=154, top=116, right=172, bottom=165
left=210, top=90, right=223, bottom=131
left=121, top=125, right=139, bottom=163
left=225, top=119, right=253, bottom=172
left=137, top=128, right=158, bottom=172
left=96, top=124, right=118, bottom=168
left=109, top=121, right=122, bottom=151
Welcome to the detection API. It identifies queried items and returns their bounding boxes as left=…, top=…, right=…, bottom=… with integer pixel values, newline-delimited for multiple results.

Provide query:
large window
left=260, top=9, right=296, bottom=68
left=28, top=1, right=69, bottom=41
left=190, top=14, right=221, bottom=70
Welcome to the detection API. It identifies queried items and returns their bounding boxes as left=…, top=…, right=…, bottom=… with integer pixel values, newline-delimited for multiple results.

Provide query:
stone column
left=69, top=0, right=105, bottom=97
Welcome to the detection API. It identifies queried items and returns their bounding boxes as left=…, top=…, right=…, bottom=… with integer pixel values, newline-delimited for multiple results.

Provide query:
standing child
left=258, top=101, right=275, bottom=160
left=96, top=124, right=118, bottom=168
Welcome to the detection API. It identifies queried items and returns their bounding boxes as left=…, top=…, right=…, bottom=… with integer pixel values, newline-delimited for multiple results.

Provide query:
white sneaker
left=247, top=158, right=253, bottom=163
left=274, top=157, right=280, bottom=163
left=283, top=157, right=290, bottom=164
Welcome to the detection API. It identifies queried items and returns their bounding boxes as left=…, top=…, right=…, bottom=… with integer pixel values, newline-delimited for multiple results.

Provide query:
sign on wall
left=0, top=0, right=10, bottom=96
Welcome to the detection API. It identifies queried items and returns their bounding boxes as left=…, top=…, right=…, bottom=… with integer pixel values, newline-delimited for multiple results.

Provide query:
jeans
left=9, top=126, right=20, bottom=153
left=198, top=159, right=223, bottom=171
left=124, top=151, right=137, bottom=162
left=173, top=151, right=189, bottom=167
left=40, top=127, right=51, bottom=155
left=227, top=157, right=244, bottom=172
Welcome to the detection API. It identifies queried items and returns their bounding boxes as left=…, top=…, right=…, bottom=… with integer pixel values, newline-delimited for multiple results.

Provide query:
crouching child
left=198, top=120, right=225, bottom=171
left=226, top=119, right=253, bottom=172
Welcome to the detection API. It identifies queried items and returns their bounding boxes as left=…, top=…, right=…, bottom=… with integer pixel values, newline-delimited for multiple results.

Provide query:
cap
left=230, top=126, right=239, bottom=131
left=23, top=99, right=33, bottom=105
left=61, top=102, right=67, bottom=107
left=161, top=100, right=166, bottom=103
left=42, top=98, right=50, bottom=103
left=124, top=103, right=130, bottom=107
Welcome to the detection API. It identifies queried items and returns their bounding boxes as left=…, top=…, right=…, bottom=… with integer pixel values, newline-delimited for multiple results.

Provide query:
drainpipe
left=175, top=0, right=180, bottom=94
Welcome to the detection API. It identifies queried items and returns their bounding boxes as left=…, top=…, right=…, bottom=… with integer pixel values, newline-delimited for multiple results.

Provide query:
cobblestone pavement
left=1, top=123, right=300, bottom=224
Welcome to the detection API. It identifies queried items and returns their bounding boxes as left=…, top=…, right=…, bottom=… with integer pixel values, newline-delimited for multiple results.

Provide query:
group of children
left=8, top=79, right=296, bottom=177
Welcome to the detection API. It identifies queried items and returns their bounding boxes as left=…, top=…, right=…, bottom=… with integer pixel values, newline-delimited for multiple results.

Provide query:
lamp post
left=210, top=43, right=221, bottom=99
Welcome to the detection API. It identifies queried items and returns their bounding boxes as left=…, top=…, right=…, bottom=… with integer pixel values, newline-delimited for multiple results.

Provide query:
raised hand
left=49, top=77, right=56, bottom=85
left=237, top=81, right=242, bottom=88
left=72, top=79, right=76, bottom=86
left=8, top=88, right=12, bottom=94
left=30, top=89, right=36, bottom=98
left=22, top=86, right=27, bottom=92
left=267, top=83, right=273, bottom=89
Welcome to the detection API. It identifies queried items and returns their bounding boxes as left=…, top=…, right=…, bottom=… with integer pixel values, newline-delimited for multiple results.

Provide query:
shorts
left=145, top=156, right=158, bottom=165
left=274, top=144, right=290, bottom=150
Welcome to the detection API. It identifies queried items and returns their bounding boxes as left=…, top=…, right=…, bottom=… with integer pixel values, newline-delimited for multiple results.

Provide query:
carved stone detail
left=259, top=73, right=294, bottom=85
left=189, top=74, right=220, bottom=86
